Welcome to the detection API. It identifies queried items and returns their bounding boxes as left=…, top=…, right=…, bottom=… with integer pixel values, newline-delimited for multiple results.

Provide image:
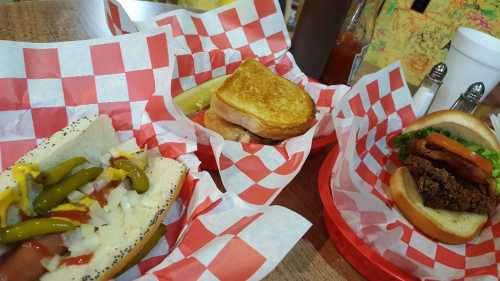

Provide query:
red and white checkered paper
left=0, top=27, right=174, bottom=170
left=330, top=61, right=500, bottom=280
left=106, top=0, right=350, bottom=206
left=0, top=26, right=311, bottom=281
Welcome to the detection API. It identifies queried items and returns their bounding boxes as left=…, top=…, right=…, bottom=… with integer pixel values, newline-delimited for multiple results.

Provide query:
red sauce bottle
left=320, top=0, right=385, bottom=86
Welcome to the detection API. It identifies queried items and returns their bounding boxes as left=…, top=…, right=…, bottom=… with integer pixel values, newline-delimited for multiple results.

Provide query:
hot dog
left=0, top=115, right=187, bottom=280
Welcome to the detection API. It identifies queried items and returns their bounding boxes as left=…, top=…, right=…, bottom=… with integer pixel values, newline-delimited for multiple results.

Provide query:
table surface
left=0, top=0, right=365, bottom=280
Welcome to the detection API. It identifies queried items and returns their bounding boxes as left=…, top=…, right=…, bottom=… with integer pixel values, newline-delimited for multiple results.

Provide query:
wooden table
left=0, top=0, right=365, bottom=280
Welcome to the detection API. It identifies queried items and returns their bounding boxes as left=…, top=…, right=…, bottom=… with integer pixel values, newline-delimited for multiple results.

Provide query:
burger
left=390, top=110, right=500, bottom=244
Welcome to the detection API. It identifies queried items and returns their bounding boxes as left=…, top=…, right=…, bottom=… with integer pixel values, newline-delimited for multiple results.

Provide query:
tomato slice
left=60, top=254, right=93, bottom=266
left=189, top=109, right=205, bottom=126
left=425, top=133, right=493, bottom=175
left=90, top=180, right=120, bottom=206
left=48, top=211, right=90, bottom=224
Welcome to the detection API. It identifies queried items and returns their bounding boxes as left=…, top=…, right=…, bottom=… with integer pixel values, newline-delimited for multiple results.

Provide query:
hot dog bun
left=41, top=156, right=186, bottom=281
left=0, top=115, right=186, bottom=280
left=0, top=115, right=120, bottom=192
left=390, top=167, right=487, bottom=244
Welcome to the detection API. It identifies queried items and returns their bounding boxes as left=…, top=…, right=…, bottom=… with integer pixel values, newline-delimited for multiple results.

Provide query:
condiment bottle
left=320, top=0, right=385, bottom=86
left=412, top=62, right=447, bottom=118
left=290, top=0, right=354, bottom=79
left=450, top=82, right=485, bottom=113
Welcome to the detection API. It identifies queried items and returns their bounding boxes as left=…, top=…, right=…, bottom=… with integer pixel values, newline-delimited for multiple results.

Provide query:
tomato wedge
left=425, top=133, right=493, bottom=175
left=60, top=254, right=93, bottom=266
left=189, top=109, right=205, bottom=126
left=48, top=211, right=90, bottom=224
left=90, top=180, right=120, bottom=206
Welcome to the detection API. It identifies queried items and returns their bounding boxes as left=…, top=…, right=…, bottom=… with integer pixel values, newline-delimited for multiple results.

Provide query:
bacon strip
left=410, top=139, right=489, bottom=184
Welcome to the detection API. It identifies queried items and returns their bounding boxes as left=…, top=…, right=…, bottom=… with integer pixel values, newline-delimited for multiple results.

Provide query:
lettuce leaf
left=465, top=144, right=500, bottom=195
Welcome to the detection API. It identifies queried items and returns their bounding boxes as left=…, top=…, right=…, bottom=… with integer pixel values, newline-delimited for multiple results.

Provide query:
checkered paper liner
left=330, top=61, right=500, bottom=280
left=0, top=28, right=311, bottom=280
left=106, top=0, right=350, bottom=206
left=0, top=27, right=174, bottom=170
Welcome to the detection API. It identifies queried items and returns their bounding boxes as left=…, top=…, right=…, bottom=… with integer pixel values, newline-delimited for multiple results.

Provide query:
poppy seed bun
left=0, top=115, right=187, bottom=280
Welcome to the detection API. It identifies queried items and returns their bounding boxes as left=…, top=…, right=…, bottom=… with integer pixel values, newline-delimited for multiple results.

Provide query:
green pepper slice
left=0, top=218, right=75, bottom=244
left=113, top=159, right=149, bottom=193
left=34, top=167, right=103, bottom=214
left=36, top=157, right=87, bottom=186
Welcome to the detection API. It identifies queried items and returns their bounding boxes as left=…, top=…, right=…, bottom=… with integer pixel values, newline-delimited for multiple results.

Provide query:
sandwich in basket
left=391, top=110, right=499, bottom=244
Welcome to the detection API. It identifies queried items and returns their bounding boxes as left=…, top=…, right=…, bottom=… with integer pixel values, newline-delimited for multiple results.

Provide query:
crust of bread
left=405, top=110, right=499, bottom=151
left=390, top=167, right=488, bottom=244
left=212, top=59, right=315, bottom=140
left=0, top=115, right=120, bottom=191
left=204, top=107, right=275, bottom=144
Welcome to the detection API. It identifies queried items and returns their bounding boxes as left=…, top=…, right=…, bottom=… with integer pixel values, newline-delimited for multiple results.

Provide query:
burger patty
left=404, top=155, right=497, bottom=214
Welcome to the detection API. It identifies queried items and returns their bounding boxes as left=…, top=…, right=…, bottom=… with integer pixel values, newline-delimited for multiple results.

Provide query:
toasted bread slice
left=204, top=107, right=263, bottom=143
left=390, top=167, right=487, bottom=244
left=211, top=59, right=315, bottom=140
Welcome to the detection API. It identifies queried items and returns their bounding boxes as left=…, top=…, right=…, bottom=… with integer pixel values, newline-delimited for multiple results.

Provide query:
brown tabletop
left=0, top=0, right=365, bottom=280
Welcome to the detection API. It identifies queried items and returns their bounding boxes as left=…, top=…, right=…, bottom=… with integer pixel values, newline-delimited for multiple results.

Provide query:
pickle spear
left=36, top=157, right=87, bottom=186
left=0, top=218, right=75, bottom=244
left=173, top=75, right=228, bottom=116
left=119, top=224, right=166, bottom=274
left=34, top=167, right=103, bottom=214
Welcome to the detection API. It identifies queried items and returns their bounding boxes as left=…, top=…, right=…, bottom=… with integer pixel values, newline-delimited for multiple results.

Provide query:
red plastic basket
left=317, top=146, right=417, bottom=281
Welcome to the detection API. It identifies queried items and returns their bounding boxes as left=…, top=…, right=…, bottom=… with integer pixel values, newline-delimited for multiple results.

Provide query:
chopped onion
left=100, top=152, right=112, bottom=166
left=41, top=255, right=61, bottom=272
left=89, top=203, right=108, bottom=225
left=64, top=225, right=99, bottom=257
left=68, top=190, right=85, bottom=203
left=106, top=185, right=127, bottom=210
left=92, top=177, right=109, bottom=191
left=79, top=182, right=95, bottom=195
left=106, top=205, right=125, bottom=227
left=126, top=191, right=140, bottom=207
left=6, top=205, right=21, bottom=226
left=129, top=151, right=148, bottom=170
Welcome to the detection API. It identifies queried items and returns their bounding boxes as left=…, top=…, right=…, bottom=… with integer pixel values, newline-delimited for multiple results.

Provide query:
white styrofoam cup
left=428, top=27, right=500, bottom=112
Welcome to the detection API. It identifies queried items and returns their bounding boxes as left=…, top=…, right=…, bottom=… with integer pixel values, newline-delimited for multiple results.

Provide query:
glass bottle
left=320, top=0, right=385, bottom=86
